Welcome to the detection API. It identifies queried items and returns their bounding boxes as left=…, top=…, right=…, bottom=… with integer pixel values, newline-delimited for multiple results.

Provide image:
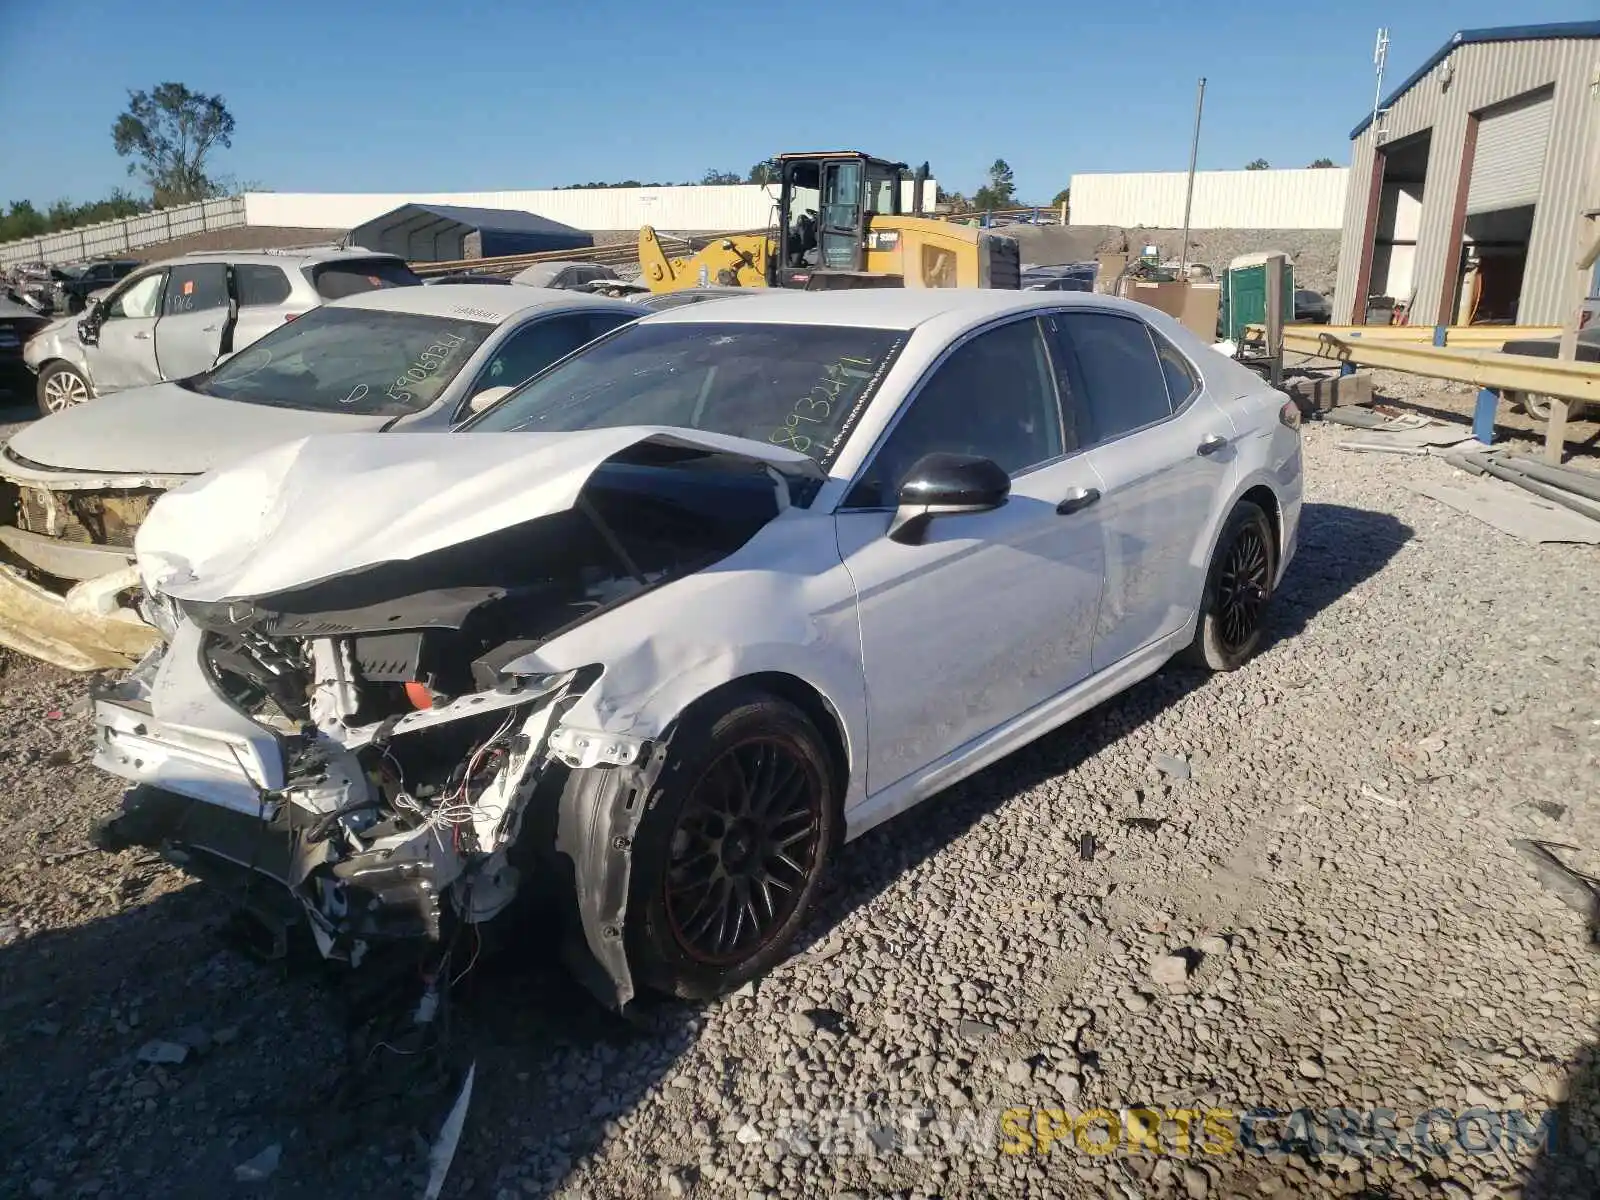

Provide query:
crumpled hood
left=137, top=427, right=822, bottom=602
left=4, top=381, right=394, bottom=477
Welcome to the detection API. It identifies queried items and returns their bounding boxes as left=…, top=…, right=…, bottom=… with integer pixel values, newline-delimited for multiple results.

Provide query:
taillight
left=1278, top=399, right=1302, bottom=429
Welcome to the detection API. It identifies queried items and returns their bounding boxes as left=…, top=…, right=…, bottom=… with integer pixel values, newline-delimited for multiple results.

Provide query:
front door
left=1044, top=311, right=1232, bottom=671
left=83, top=269, right=165, bottom=393
left=835, top=316, right=1106, bottom=794
left=153, top=262, right=232, bottom=379
left=817, top=159, right=865, bottom=272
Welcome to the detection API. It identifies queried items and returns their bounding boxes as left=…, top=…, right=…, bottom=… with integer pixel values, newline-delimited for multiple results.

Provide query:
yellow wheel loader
left=638, top=151, right=1021, bottom=293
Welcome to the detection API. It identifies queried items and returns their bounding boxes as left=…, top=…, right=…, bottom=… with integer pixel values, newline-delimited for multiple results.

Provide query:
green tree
left=1245, top=158, right=1270, bottom=170
left=973, top=158, right=1016, bottom=210
left=1307, top=157, right=1337, bottom=168
left=1051, top=187, right=1070, bottom=207
left=111, top=82, right=236, bottom=205
left=700, top=169, right=744, bottom=186
left=747, top=159, right=780, bottom=186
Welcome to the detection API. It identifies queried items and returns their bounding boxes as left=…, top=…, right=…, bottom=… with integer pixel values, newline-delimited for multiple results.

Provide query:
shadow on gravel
left=0, top=502, right=1411, bottom=1200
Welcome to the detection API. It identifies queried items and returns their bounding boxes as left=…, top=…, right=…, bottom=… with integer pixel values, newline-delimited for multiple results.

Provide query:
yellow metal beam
left=1262, top=327, right=1600, bottom=406
left=1252, top=324, right=1562, bottom=346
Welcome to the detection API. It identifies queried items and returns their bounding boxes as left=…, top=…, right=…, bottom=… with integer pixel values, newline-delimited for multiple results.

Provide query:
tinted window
left=468, top=321, right=904, bottom=467
left=1152, top=330, right=1199, bottom=407
left=235, top=264, right=293, bottom=307
left=1052, top=312, right=1172, bottom=444
left=163, top=263, right=228, bottom=315
left=470, top=313, right=632, bottom=397
left=106, top=272, right=164, bottom=320
left=188, top=307, right=493, bottom=415
left=848, top=318, right=1064, bottom=508
left=308, top=258, right=422, bottom=300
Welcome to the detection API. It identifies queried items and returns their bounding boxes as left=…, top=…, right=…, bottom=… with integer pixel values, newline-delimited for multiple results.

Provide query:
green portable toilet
left=1221, top=251, right=1295, bottom=342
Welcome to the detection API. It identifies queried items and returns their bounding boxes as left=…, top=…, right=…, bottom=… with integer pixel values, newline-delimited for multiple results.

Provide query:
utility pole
left=1179, top=77, right=1206, bottom=273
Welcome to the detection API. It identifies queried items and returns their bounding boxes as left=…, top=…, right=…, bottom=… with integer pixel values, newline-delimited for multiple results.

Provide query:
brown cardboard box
left=1119, top=279, right=1222, bottom=341
left=1095, top=253, right=1128, bottom=294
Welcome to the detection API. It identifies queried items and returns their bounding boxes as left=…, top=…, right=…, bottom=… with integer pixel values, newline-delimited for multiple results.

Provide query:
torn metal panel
left=0, top=563, right=159, bottom=671
left=1404, top=477, right=1600, bottom=544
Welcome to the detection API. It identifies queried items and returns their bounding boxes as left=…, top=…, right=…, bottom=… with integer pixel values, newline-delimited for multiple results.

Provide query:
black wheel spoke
left=662, top=733, right=825, bottom=965
left=1213, top=526, right=1270, bottom=653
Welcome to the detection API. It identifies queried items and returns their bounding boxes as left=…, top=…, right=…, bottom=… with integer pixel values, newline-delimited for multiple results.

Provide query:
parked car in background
left=1293, top=289, right=1332, bottom=324
left=21, top=247, right=423, bottom=415
left=53, top=259, right=142, bottom=313
left=1500, top=318, right=1600, bottom=422
left=511, top=261, right=622, bottom=290
left=632, top=285, right=761, bottom=311
left=90, top=288, right=1302, bottom=1012
left=423, top=273, right=514, bottom=286
left=1022, top=271, right=1093, bottom=293
left=0, top=286, right=641, bottom=669
left=0, top=295, right=51, bottom=388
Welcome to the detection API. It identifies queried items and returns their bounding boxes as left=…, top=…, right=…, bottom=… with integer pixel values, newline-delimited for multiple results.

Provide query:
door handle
left=1196, top=433, right=1228, bottom=456
left=1056, top=487, right=1101, bottom=515
left=133, top=331, right=151, bottom=340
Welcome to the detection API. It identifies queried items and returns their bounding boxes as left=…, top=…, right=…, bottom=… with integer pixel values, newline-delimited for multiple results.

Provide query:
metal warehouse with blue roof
left=1332, top=21, right=1600, bottom=328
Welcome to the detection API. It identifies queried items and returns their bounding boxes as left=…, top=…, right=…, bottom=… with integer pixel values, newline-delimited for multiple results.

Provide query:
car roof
left=634, top=287, right=1143, bottom=331
left=139, top=246, right=407, bottom=270
left=327, top=283, right=641, bottom=322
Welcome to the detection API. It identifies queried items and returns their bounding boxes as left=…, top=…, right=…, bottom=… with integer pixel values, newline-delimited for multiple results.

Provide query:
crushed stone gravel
left=0, top=396, right=1598, bottom=1198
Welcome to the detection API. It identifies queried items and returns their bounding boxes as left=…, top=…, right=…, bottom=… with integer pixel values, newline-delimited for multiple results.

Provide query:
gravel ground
left=2, top=397, right=1599, bottom=1200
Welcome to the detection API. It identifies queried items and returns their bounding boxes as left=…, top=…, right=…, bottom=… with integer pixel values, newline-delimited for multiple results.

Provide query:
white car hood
left=4, top=381, right=395, bottom=477
left=137, top=427, right=823, bottom=602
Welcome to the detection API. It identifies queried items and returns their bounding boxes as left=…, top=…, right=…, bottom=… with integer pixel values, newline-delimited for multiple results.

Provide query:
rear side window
left=163, top=263, right=228, bottom=315
left=1152, top=330, right=1200, bottom=407
left=1051, top=312, right=1173, bottom=445
left=235, top=264, right=292, bottom=307
left=308, top=258, right=422, bottom=300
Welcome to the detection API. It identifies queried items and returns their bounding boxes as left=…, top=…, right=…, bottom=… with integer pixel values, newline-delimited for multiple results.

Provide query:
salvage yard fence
left=0, top=197, right=249, bottom=268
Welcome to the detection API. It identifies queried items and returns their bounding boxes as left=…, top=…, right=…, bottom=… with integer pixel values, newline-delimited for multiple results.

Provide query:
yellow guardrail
left=1284, top=323, right=1564, bottom=346
left=1253, top=325, right=1600, bottom=405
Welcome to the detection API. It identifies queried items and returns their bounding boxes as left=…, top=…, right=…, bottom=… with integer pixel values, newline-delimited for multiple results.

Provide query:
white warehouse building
left=1067, top=168, right=1350, bottom=229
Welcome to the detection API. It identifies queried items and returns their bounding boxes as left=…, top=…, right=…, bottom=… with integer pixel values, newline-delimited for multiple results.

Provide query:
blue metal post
left=1433, top=325, right=1447, bottom=347
left=1472, top=388, right=1499, bottom=445
left=1340, top=362, right=1357, bottom=377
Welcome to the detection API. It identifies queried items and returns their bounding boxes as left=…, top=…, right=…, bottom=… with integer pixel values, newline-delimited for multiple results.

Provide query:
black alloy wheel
left=1214, top=521, right=1272, bottom=654
left=663, top=736, right=824, bottom=965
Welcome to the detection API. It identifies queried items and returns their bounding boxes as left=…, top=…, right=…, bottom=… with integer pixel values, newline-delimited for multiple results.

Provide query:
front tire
left=37, top=362, right=92, bottom=416
left=1182, top=501, right=1276, bottom=672
left=627, top=693, right=837, bottom=1001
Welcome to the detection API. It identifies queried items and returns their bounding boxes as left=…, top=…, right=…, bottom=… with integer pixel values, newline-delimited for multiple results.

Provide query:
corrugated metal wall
left=0, top=197, right=247, bottom=267
left=1334, top=36, right=1600, bottom=325
left=244, top=180, right=937, bottom=234
left=1067, top=169, right=1349, bottom=229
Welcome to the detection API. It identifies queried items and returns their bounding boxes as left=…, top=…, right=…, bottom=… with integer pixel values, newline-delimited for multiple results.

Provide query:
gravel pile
left=1009, top=226, right=1342, bottom=295
left=1, top=413, right=1598, bottom=1199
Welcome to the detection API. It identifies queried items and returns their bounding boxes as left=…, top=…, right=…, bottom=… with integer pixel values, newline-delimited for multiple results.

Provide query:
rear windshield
left=186, top=306, right=493, bottom=415
left=307, top=258, right=422, bottom=300
left=466, top=321, right=905, bottom=467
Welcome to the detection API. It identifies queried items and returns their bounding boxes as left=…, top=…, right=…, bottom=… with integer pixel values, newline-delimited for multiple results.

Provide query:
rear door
left=82, top=268, right=166, bottom=393
left=1045, top=310, right=1233, bottom=671
left=229, top=263, right=297, bottom=352
left=153, top=262, right=231, bottom=379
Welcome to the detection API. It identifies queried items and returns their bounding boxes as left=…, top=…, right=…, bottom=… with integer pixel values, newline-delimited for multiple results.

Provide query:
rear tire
left=1514, top=392, right=1590, bottom=423
left=626, top=692, right=837, bottom=1001
left=37, top=362, right=92, bottom=416
left=1182, top=501, right=1276, bottom=672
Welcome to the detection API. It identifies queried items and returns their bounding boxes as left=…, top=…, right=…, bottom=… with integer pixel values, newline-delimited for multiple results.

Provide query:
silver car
left=0, top=285, right=641, bottom=670
left=21, top=247, right=422, bottom=416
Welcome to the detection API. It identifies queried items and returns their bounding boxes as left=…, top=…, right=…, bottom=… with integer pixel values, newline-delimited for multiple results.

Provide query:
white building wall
left=1067, top=168, right=1349, bottom=229
left=244, top=180, right=937, bottom=233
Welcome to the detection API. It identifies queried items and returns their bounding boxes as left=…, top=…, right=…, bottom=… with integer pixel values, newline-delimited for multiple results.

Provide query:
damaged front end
left=92, top=431, right=814, bottom=1007
left=0, top=448, right=177, bottom=670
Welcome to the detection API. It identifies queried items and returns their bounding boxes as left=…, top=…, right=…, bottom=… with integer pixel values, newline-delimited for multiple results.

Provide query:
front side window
left=163, top=263, right=228, bottom=315
left=467, top=321, right=905, bottom=468
left=187, top=307, right=493, bottom=415
left=1050, top=312, right=1172, bottom=445
left=847, top=318, right=1065, bottom=508
left=106, top=271, right=164, bottom=320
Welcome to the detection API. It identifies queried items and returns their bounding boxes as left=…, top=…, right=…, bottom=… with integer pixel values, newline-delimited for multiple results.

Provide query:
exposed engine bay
left=93, top=438, right=805, bottom=1005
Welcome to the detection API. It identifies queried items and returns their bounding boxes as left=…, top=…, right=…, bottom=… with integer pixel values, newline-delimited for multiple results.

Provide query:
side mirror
left=466, top=384, right=514, bottom=415
left=888, top=452, right=1010, bottom=545
left=77, top=313, right=99, bottom=346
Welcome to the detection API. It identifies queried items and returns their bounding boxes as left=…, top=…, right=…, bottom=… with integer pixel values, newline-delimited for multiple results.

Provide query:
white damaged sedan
left=92, top=289, right=1302, bottom=1009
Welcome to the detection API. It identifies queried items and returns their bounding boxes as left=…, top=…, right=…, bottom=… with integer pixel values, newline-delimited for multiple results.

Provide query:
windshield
left=467, top=321, right=905, bottom=466
left=188, top=307, right=493, bottom=415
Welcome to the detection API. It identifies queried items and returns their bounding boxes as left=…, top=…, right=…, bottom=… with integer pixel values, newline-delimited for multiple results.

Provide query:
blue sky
left=1, top=1, right=1596, bottom=208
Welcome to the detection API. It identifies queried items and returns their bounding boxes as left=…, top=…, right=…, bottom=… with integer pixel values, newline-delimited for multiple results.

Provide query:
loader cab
left=773, top=152, right=908, bottom=287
